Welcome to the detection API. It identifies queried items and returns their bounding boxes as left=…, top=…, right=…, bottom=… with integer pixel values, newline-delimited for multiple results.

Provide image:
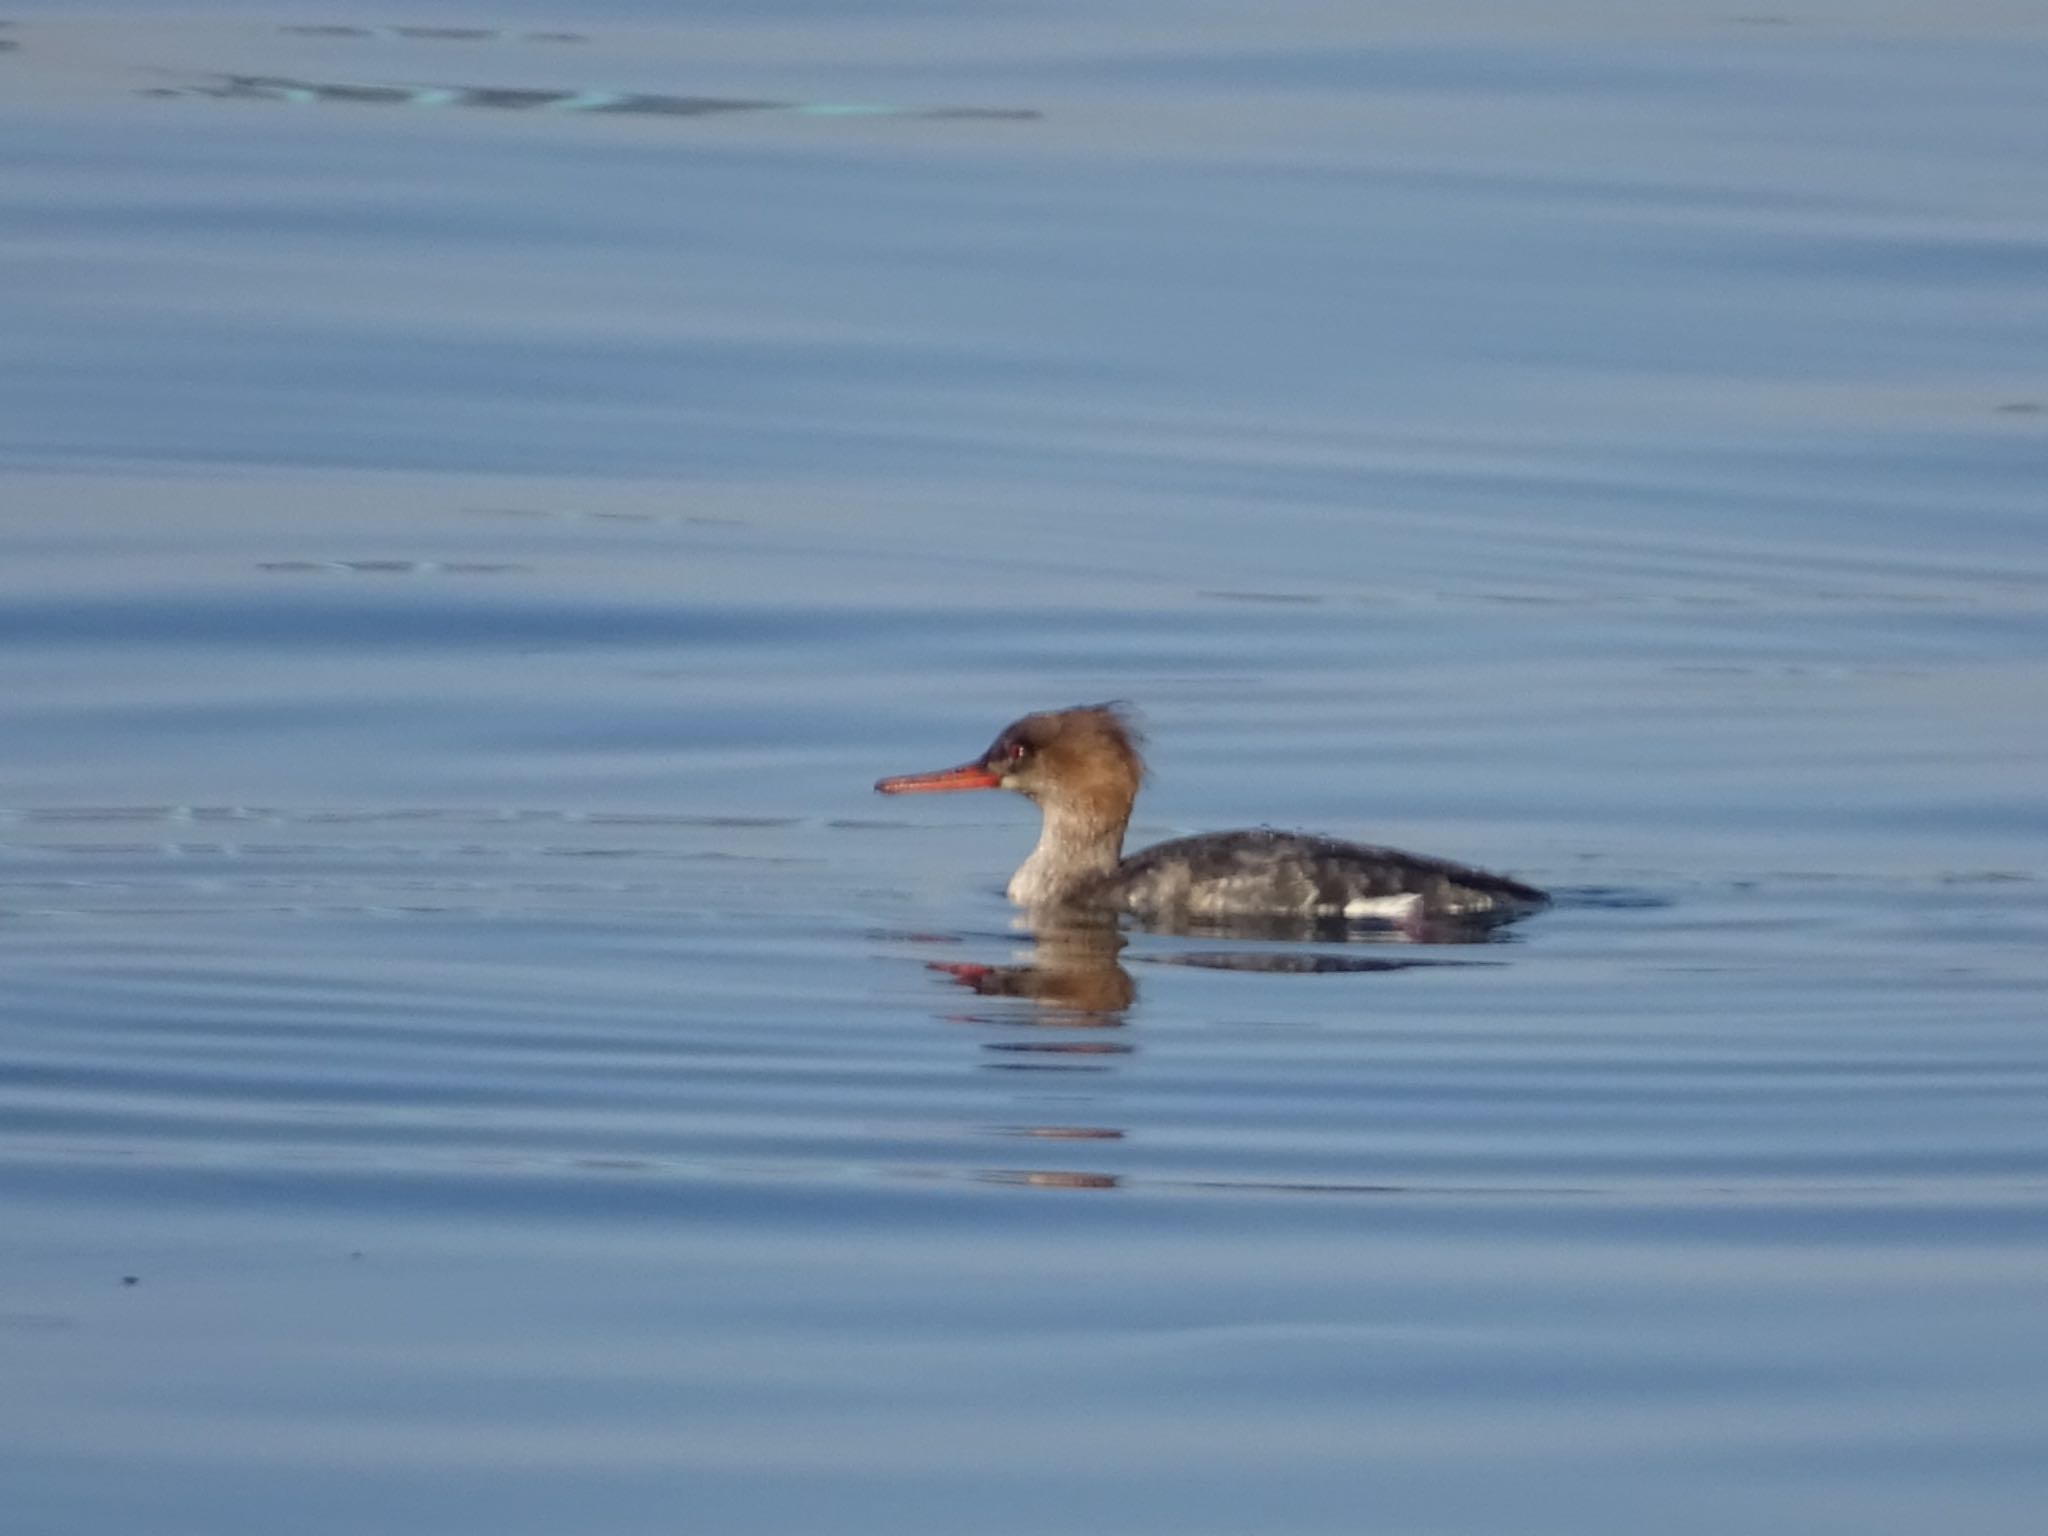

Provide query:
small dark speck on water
left=1198, top=589, right=1323, bottom=605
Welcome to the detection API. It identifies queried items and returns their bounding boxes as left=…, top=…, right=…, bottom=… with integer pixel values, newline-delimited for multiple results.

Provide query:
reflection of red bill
left=874, top=762, right=999, bottom=793
left=927, top=961, right=994, bottom=985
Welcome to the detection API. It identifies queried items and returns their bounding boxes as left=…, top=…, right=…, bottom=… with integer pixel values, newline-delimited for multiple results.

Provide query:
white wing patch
left=1342, top=892, right=1425, bottom=921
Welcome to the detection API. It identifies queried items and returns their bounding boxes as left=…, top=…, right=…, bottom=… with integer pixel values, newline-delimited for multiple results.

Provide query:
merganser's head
left=875, top=703, right=1145, bottom=820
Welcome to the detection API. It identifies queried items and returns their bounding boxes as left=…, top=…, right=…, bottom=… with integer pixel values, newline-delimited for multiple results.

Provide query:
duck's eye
left=1005, top=741, right=1029, bottom=763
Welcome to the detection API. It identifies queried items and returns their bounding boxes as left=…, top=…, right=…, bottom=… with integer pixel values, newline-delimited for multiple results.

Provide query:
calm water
left=5, top=4, right=2047, bottom=1532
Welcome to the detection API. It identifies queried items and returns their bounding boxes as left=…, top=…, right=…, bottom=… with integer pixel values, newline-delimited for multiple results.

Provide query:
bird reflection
left=929, top=914, right=1136, bottom=1017
left=904, top=908, right=1505, bottom=1192
left=977, top=1169, right=1121, bottom=1191
left=924, top=906, right=1501, bottom=1025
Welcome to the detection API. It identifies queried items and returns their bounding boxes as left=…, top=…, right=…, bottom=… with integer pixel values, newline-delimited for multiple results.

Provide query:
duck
left=876, top=704, right=1547, bottom=930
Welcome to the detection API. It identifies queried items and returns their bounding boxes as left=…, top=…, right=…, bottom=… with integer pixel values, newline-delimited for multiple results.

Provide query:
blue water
left=4, top=5, right=2047, bottom=1532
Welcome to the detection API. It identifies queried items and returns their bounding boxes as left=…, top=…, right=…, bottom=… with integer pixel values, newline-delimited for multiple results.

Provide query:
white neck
left=1006, top=798, right=1126, bottom=907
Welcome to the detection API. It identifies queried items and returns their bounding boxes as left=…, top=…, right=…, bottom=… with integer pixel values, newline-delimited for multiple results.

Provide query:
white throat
left=1006, top=798, right=1126, bottom=907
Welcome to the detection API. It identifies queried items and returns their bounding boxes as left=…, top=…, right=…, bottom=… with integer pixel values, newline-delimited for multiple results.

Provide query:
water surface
left=3, top=4, right=2047, bottom=1532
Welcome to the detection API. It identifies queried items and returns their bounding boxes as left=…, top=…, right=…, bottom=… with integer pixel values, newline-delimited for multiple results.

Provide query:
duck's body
left=1095, top=829, right=1546, bottom=924
left=876, top=704, right=1547, bottom=930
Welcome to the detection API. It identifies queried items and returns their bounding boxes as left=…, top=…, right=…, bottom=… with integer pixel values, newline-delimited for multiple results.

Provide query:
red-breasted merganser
left=875, top=704, right=1548, bottom=929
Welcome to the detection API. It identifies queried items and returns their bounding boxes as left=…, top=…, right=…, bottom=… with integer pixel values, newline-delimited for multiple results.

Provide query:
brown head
left=875, top=703, right=1146, bottom=825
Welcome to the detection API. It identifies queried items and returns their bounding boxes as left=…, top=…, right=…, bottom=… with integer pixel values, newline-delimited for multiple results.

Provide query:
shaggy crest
left=986, top=702, right=1147, bottom=801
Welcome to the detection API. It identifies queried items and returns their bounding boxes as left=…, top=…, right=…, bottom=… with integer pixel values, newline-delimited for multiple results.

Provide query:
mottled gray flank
left=1089, top=829, right=1549, bottom=925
